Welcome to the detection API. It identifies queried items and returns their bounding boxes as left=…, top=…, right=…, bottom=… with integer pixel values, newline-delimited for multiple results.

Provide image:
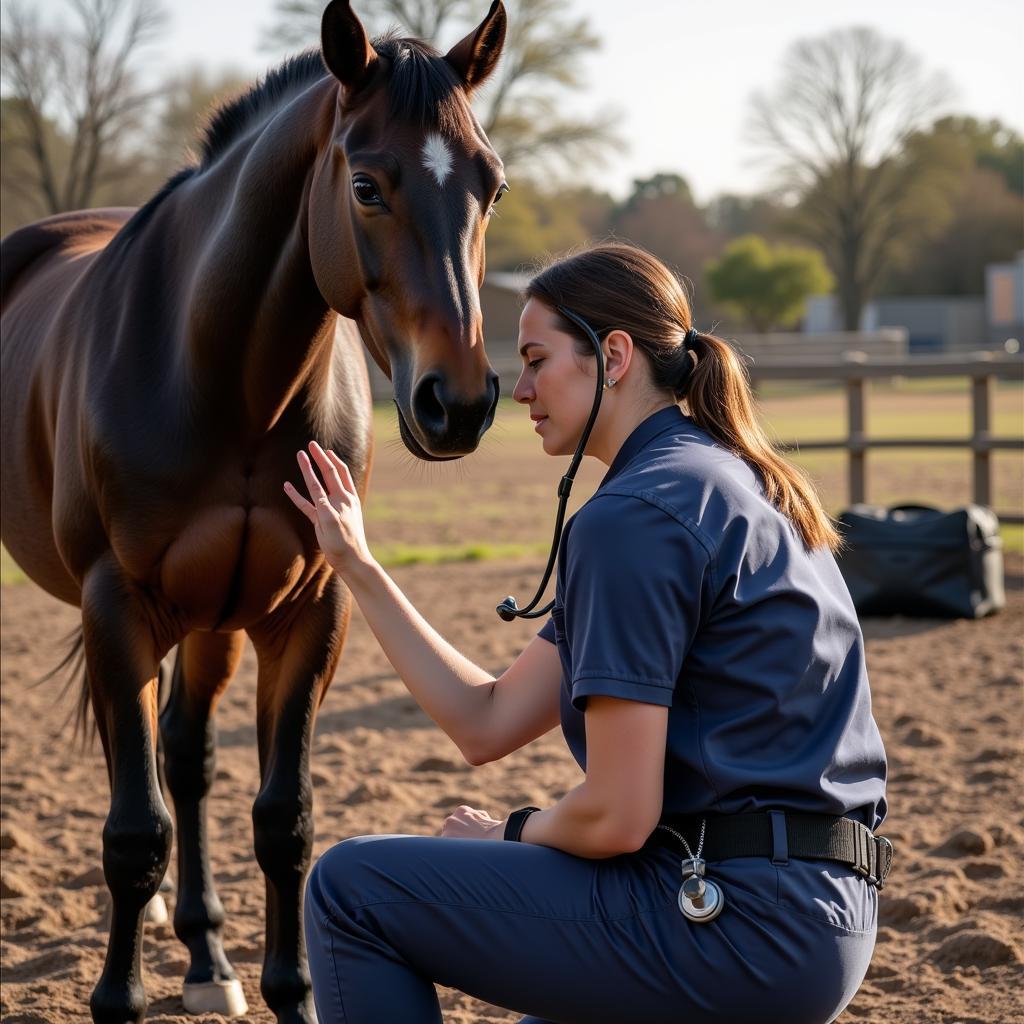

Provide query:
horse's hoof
left=182, top=978, right=249, bottom=1017
left=144, top=893, right=168, bottom=925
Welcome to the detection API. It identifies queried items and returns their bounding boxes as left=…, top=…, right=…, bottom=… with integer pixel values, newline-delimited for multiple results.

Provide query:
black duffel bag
left=835, top=504, right=1005, bottom=619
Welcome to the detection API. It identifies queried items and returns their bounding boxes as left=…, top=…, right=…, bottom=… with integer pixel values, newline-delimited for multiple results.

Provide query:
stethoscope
left=495, top=305, right=606, bottom=622
left=494, top=307, right=725, bottom=924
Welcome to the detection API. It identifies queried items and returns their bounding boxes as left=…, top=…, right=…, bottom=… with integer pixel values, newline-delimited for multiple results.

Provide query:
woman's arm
left=285, top=442, right=560, bottom=765
left=345, top=557, right=561, bottom=765
left=519, top=696, right=669, bottom=858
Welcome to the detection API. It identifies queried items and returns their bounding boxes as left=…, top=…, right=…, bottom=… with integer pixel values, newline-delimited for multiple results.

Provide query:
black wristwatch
left=503, top=805, right=541, bottom=842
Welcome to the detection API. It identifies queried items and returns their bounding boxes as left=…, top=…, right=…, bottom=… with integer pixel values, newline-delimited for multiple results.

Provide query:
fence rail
left=746, top=352, right=1024, bottom=525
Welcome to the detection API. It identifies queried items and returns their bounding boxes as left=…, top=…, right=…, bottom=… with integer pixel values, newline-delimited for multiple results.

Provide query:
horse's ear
left=321, top=0, right=378, bottom=92
left=445, top=0, right=506, bottom=92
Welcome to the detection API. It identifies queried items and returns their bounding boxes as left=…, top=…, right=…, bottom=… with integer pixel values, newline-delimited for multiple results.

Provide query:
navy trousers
left=304, top=833, right=876, bottom=1024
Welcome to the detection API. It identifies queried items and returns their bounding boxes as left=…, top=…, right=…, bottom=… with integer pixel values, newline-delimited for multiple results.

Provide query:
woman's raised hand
left=284, top=441, right=372, bottom=578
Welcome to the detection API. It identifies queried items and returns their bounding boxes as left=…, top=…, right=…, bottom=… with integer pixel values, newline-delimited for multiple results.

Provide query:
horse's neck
left=171, top=77, right=341, bottom=435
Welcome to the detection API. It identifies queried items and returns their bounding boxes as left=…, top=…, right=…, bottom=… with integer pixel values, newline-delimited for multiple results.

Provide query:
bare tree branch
left=747, top=26, right=953, bottom=329
left=0, top=0, right=166, bottom=217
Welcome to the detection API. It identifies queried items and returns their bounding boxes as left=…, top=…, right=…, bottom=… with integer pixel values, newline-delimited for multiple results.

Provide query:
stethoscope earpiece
left=496, top=305, right=606, bottom=621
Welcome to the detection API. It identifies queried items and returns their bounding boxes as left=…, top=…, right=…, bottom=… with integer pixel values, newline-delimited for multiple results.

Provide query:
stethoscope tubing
left=496, top=305, right=605, bottom=621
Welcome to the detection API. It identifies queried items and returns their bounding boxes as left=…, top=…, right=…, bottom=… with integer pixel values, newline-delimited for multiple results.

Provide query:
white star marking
left=422, top=132, right=454, bottom=187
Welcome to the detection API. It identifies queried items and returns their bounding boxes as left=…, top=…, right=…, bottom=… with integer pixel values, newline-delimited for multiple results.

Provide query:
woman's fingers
left=326, top=449, right=356, bottom=495
left=282, top=481, right=318, bottom=524
left=297, top=449, right=326, bottom=498
left=308, top=441, right=348, bottom=501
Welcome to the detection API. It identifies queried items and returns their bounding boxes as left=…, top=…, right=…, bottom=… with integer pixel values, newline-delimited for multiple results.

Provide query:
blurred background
left=2, top=9, right=1022, bottom=1022
left=1, top=0, right=1021, bottom=567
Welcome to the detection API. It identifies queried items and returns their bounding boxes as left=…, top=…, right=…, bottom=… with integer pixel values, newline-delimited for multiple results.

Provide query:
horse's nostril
left=481, top=373, right=500, bottom=435
left=412, top=372, right=448, bottom=438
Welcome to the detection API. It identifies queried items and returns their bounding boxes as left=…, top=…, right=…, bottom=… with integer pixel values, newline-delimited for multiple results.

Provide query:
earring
left=603, top=378, right=617, bottom=391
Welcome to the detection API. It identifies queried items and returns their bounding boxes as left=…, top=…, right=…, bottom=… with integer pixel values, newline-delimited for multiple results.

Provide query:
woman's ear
left=603, top=329, right=634, bottom=383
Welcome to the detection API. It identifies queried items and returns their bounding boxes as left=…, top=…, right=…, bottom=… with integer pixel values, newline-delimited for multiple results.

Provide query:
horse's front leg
left=249, top=573, right=351, bottom=1024
left=159, top=630, right=248, bottom=1016
left=81, top=554, right=175, bottom=1024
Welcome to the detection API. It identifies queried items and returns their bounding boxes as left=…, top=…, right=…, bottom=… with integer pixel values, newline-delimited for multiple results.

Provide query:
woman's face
left=513, top=298, right=598, bottom=456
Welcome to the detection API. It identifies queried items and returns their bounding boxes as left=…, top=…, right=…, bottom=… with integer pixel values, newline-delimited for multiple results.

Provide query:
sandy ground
left=1, top=550, right=1022, bottom=1024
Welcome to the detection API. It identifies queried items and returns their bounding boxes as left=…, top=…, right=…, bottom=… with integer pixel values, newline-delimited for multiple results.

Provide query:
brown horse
left=0, top=1, right=507, bottom=1021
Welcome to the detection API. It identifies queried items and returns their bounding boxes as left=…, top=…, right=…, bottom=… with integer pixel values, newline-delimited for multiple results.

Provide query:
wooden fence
left=746, top=352, right=1024, bottom=525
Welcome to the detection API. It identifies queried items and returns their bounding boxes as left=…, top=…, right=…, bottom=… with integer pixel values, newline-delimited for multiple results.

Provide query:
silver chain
left=656, top=818, right=706, bottom=862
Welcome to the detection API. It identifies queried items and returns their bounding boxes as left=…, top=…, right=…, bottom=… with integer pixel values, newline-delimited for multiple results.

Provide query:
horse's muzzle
left=401, top=369, right=499, bottom=459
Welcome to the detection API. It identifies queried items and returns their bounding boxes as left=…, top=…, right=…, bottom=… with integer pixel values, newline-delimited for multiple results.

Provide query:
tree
left=484, top=181, right=614, bottom=270
left=880, top=165, right=1024, bottom=296
left=261, top=0, right=476, bottom=54
left=151, top=67, right=252, bottom=170
left=705, top=193, right=790, bottom=245
left=259, top=0, right=618, bottom=176
left=1, top=0, right=166, bottom=218
left=749, top=26, right=958, bottom=329
left=1, top=98, right=69, bottom=234
left=860, top=115, right=1024, bottom=296
left=610, top=173, right=724, bottom=312
left=926, top=116, right=1023, bottom=196
left=706, top=235, right=834, bottom=332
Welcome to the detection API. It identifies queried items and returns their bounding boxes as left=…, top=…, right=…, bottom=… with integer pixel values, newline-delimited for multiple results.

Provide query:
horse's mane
left=196, top=50, right=329, bottom=169
left=198, top=35, right=472, bottom=169
left=112, top=36, right=473, bottom=247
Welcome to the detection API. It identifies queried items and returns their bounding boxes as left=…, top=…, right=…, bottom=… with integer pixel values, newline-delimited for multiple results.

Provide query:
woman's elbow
left=460, top=738, right=496, bottom=767
left=596, top=816, right=657, bottom=856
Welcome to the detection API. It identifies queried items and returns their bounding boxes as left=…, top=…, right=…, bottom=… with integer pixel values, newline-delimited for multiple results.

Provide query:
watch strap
left=503, top=805, right=541, bottom=842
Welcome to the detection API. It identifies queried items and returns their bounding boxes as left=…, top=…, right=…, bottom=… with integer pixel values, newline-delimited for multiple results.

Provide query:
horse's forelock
left=372, top=35, right=476, bottom=139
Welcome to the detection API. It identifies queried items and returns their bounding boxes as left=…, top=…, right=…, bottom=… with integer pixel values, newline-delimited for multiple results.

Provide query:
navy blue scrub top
left=538, top=405, right=887, bottom=830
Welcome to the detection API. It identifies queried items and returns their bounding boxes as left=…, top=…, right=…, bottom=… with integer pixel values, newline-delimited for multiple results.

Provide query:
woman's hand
left=284, top=441, right=373, bottom=578
left=440, top=804, right=506, bottom=841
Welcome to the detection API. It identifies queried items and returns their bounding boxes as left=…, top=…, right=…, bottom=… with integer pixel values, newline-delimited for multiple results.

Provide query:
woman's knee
left=305, top=835, right=390, bottom=920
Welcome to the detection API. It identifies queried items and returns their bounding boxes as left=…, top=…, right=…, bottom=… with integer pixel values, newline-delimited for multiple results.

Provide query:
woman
left=286, top=242, right=889, bottom=1024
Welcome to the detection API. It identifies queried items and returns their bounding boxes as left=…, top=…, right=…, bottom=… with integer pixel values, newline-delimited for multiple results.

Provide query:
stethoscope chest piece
left=677, top=857, right=725, bottom=923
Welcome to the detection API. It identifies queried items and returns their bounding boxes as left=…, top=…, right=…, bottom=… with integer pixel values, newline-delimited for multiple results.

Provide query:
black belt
left=647, top=811, right=894, bottom=889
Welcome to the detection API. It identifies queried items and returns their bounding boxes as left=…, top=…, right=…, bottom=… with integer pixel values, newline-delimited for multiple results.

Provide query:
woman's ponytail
left=684, top=331, right=844, bottom=553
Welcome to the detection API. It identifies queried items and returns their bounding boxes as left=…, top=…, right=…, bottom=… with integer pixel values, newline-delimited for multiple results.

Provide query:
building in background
left=986, top=255, right=1024, bottom=351
left=805, top=253, right=1023, bottom=354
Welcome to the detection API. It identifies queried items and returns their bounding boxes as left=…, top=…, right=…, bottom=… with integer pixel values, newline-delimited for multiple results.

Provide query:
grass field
left=2, top=378, right=1021, bottom=585
left=362, top=376, right=1024, bottom=560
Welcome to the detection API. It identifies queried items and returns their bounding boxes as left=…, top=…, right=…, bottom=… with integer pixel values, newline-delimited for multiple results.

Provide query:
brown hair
left=526, top=242, right=843, bottom=553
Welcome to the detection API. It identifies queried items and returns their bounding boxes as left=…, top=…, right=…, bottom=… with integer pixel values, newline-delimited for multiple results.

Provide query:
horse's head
left=309, top=0, right=507, bottom=461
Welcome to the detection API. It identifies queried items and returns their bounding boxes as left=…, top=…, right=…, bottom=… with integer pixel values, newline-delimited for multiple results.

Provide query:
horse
left=0, top=1, right=508, bottom=1020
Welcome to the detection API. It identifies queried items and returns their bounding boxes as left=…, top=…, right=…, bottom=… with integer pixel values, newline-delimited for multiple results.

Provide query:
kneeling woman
left=284, top=242, right=889, bottom=1024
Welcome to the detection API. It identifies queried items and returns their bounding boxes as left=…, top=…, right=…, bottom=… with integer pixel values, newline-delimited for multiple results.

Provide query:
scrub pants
left=304, top=832, right=877, bottom=1024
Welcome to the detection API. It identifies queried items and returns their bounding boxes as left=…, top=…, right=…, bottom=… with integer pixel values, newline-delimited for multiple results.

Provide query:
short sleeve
left=562, top=494, right=711, bottom=711
left=537, top=617, right=557, bottom=644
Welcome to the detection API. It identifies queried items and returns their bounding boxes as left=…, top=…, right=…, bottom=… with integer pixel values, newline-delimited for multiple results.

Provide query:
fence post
left=846, top=363, right=867, bottom=505
left=971, top=373, right=993, bottom=507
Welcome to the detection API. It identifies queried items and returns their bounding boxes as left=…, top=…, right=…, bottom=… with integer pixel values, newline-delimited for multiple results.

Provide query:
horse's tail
left=32, top=624, right=94, bottom=748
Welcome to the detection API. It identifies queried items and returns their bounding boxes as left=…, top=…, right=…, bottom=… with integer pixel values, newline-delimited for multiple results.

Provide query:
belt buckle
left=852, top=824, right=873, bottom=881
left=874, top=836, right=894, bottom=890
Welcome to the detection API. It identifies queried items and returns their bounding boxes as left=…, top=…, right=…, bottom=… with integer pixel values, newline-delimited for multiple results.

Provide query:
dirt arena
left=2, top=392, right=1022, bottom=1023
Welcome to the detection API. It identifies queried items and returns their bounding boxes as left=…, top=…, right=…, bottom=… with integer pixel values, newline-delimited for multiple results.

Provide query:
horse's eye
left=353, top=176, right=382, bottom=206
left=493, top=183, right=509, bottom=205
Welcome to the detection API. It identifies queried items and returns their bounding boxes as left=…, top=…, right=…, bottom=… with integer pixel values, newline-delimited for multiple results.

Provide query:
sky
left=21, top=0, right=1024, bottom=203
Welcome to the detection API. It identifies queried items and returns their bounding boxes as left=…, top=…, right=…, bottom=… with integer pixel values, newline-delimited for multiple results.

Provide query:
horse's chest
left=152, top=504, right=311, bottom=630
